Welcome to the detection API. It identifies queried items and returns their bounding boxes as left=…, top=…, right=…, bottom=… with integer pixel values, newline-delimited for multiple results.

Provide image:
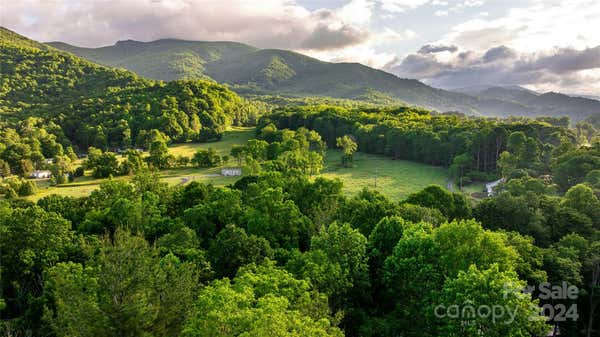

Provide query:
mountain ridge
left=40, top=35, right=600, bottom=122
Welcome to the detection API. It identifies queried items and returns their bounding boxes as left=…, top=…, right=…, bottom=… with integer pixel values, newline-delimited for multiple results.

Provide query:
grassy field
left=27, top=128, right=255, bottom=201
left=28, top=127, right=458, bottom=202
left=168, top=127, right=255, bottom=157
left=322, top=150, right=448, bottom=201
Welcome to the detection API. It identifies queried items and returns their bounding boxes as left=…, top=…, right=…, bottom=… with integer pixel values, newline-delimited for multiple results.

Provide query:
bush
left=18, top=180, right=37, bottom=196
left=74, top=166, right=85, bottom=177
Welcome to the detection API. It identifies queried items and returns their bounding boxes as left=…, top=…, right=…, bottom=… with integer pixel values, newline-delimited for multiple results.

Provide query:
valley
left=1, top=20, right=599, bottom=337
left=28, top=127, right=453, bottom=202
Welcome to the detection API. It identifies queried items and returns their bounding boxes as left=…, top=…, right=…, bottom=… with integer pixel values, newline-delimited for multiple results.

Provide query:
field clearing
left=168, top=126, right=255, bottom=157
left=28, top=127, right=468, bottom=202
left=322, top=150, right=449, bottom=201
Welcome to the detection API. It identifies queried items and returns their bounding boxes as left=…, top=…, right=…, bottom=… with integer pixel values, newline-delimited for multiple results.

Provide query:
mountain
left=0, top=27, right=248, bottom=150
left=48, top=39, right=486, bottom=114
left=49, top=39, right=258, bottom=81
left=452, top=85, right=600, bottom=122
left=47, top=38, right=600, bottom=122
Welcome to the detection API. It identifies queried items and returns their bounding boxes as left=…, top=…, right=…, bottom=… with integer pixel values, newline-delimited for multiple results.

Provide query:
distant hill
left=49, top=38, right=600, bottom=121
left=452, top=86, right=600, bottom=122
left=49, top=39, right=257, bottom=81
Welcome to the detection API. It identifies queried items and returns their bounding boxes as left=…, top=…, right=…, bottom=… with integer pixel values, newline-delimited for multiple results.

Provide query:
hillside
left=49, top=39, right=257, bottom=81
left=49, top=39, right=600, bottom=121
left=0, top=27, right=253, bottom=153
left=49, top=39, right=486, bottom=113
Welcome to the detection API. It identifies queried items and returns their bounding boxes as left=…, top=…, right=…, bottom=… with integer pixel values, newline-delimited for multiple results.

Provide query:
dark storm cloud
left=301, top=24, right=370, bottom=51
left=389, top=45, right=600, bottom=90
left=483, top=45, right=517, bottom=62
left=517, top=46, right=600, bottom=74
left=391, top=53, right=448, bottom=78
left=417, top=44, right=458, bottom=54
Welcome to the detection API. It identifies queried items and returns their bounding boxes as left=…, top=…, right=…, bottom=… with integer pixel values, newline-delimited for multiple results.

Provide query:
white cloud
left=441, top=0, right=600, bottom=52
left=389, top=44, right=600, bottom=95
left=379, top=0, right=431, bottom=13
left=0, top=0, right=412, bottom=72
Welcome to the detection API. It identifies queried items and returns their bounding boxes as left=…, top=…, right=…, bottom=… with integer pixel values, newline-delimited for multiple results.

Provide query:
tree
left=120, top=150, right=146, bottom=175
left=337, top=188, right=399, bottom=236
left=449, top=153, right=471, bottom=189
left=368, top=216, right=408, bottom=283
left=181, top=261, right=342, bottom=337
left=45, top=230, right=199, bottom=337
left=244, top=187, right=313, bottom=250
left=438, top=265, right=547, bottom=337
left=0, top=206, right=73, bottom=332
left=381, top=220, right=524, bottom=337
left=404, top=185, right=471, bottom=220
left=286, top=222, right=370, bottom=334
left=18, top=158, right=34, bottom=177
left=208, top=225, right=273, bottom=278
left=191, top=148, right=221, bottom=168
left=336, top=135, right=357, bottom=167
left=17, top=179, right=37, bottom=196
left=562, top=184, right=600, bottom=225
left=147, top=138, right=173, bottom=169
left=0, top=159, right=11, bottom=177
left=50, top=155, right=73, bottom=184
left=85, top=147, right=120, bottom=178
left=230, top=145, right=246, bottom=166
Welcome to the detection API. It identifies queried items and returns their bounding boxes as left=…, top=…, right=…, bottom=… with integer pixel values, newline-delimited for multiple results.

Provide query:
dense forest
left=0, top=27, right=262, bottom=175
left=1, top=123, right=599, bottom=336
left=260, top=106, right=580, bottom=184
left=1, top=27, right=600, bottom=337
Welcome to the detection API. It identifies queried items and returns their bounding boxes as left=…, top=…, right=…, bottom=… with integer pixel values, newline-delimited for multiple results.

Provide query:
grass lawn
left=322, top=150, right=449, bottom=201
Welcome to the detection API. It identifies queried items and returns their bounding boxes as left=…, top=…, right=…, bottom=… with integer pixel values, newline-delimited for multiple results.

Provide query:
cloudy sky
left=2, top=0, right=600, bottom=95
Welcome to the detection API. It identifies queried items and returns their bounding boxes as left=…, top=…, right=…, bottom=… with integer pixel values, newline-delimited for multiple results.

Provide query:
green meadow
left=28, top=127, right=465, bottom=202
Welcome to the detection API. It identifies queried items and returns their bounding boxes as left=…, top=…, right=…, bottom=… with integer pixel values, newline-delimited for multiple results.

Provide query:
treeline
left=260, top=106, right=576, bottom=181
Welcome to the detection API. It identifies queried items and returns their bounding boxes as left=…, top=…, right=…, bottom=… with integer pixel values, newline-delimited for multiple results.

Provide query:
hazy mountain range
left=31, top=37, right=600, bottom=123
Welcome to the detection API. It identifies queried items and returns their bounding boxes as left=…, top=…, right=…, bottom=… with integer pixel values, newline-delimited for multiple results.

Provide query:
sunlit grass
left=29, top=127, right=465, bottom=202
left=322, top=150, right=449, bottom=201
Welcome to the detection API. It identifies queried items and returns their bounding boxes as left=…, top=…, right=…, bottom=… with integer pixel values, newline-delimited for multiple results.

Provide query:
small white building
left=221, top=167, right=242, bottom=176
left=30, top=170, right=52, bottom=179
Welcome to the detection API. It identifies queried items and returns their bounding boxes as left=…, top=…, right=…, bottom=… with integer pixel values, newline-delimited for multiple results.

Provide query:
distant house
left=221, top=167, right=242, bottom=176
left=30, top=170, right=52, bottom=179
left=45, top=158, right=54, bottom=164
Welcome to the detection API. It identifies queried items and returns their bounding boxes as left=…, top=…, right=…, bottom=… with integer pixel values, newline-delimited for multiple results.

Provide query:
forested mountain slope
left=50, top=38, right=600, bottom=121
left=0, top=27, right=255, bottom=153
left=49, top=38, right=483, bottom=112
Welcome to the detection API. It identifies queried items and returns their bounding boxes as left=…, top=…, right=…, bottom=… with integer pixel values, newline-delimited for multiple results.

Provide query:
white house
left=221, top=167, right=242, bottom=176
left=30, top=170, right=52, bottom=179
